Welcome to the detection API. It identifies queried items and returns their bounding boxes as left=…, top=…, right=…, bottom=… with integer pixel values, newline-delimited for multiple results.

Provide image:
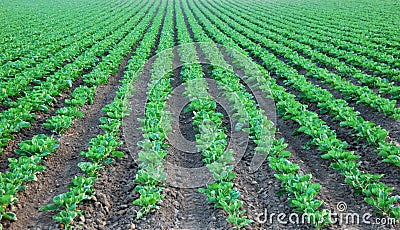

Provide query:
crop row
left=132, top=0, right=173, bottom=219
left=176, top=3, right=251, bottom=226
left=202, top=0, right=400, bottom=121
left=40, top=1, right=166, bottom=227
left=225, top=0, right=400, bottom=78
left=0, top=1, right=161, bottom=228
left=0, top=0, right=142, bottom=101
left=0, top=0, right=124, bottom=74
left=244, top=0, right=400, bottom=57
left=202, top=0, right=400, bottom=168
left=0, top=0, right=154, bottom=154
left=218, top=0, right=400, bottom=89
left=182, top=2, right=334, bottom=227
left=187, top=0, right=399, bottom=221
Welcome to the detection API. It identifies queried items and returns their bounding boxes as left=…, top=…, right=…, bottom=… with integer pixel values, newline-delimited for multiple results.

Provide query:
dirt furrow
left=72, top=3, right=167, bottom=229
left=5, top=62, right=122, bottom=230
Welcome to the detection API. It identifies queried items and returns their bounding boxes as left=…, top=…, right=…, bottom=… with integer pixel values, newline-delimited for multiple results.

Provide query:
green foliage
left=77, top=162, right=104, bottom=177
left=15, top=134, right=59, bottom=157
left=56, top=107, right=84, bottom=119
left=40, top=176, right=96, bottom=229
left=43, top=115, right=74, bottom=134
left=65, top=86, right=95, bottom=107
left=4, top=0, right=400, bottom=229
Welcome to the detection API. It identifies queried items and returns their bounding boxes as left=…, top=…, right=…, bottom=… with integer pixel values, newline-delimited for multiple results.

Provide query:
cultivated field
left=0, top=0, right=399, bottom=229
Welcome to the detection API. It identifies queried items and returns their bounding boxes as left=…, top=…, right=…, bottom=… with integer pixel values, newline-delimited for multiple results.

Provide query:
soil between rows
left=4, top=68, right=122, bottom=230
left=190, top=1, right=399, bottom=229
left=59, top=3, right=166, bottom=229
left=199, top=0, right=400, bottom=132
left=1, top=7, right=155, bottom=227
left=2, top=1, right=399, bottom=229
left=216, top=44, right=388, bottom=230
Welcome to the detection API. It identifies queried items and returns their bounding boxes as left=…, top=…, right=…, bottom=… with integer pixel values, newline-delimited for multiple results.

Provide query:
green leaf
left=97, top=145, right=105, bottom=154
left=0, top=195, right=12, bottom=206
left=112, top=151, right=124, bottom=158
left=104, top=158, right=114, bottom=164
left=3, top=212, right=17, bottom=221
left=40, top=204, right=59, bottom=211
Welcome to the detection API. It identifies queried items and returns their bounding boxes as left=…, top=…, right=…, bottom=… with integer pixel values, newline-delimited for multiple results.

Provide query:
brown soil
left=0, top=77, right=84, bottom=172
left=3, top=68, right=122, bottom=230
left=2, top=0, right=399, bottom=230
left=189, top=1, right=400, bottom=229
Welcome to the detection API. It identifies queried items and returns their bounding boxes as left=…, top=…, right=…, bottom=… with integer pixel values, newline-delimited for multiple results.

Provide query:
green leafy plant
left=40, top=176, right=97, bottom=229
left=56, top=107, right=84, bottom=119
left=15, top=134, right=59, bottom=157
left=77, top=162, right=104, bottom=177
left=364, top=183, right=400, bottom=215
left=43, top=115, right=74, bottom=134
left=65, top=86, right=95, bottom=107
